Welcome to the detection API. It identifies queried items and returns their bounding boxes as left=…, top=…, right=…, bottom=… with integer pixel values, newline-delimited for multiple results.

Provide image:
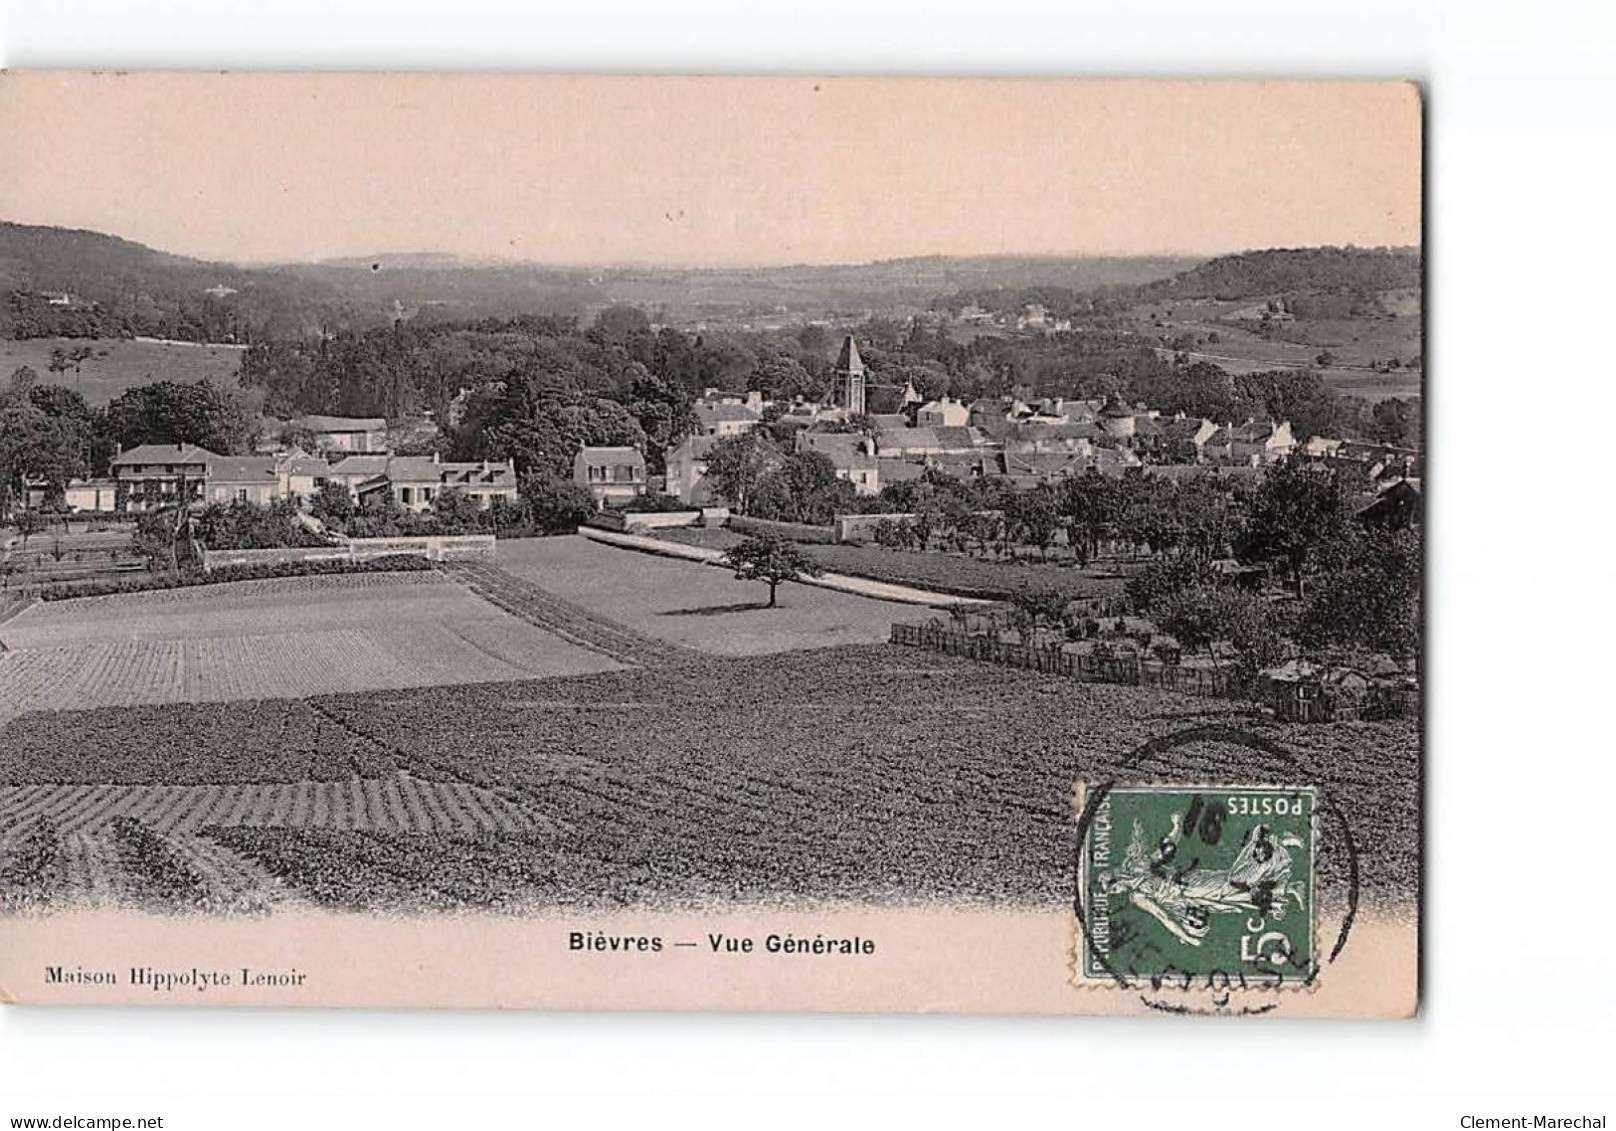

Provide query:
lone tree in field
left=722, top=532, right=823, bottom=608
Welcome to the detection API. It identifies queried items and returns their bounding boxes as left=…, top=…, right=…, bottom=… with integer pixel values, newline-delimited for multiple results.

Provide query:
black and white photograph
left=0, top=73, right=1425, bottom=1016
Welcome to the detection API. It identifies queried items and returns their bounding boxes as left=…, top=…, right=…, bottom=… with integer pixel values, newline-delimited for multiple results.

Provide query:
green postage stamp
left=1076, top=784, right=1319, bottom=988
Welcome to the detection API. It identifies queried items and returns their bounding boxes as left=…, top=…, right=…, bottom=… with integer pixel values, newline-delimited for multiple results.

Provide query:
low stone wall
left=621, top=510, right=703, bottom=531
left=834, top=512, right=916, bottom=544
left=202, top=534, right=495, bottom=570
left=201, top=546, right=349, bottom=570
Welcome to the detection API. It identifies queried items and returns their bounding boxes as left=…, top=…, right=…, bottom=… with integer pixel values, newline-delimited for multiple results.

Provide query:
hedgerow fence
left=890, top=621, right=1418, bottom=720
left=889, top=621, right=1242, bottom=698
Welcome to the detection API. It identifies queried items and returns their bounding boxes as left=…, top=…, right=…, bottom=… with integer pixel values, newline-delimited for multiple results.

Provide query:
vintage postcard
left=0, top=73, right=1421, bottom=1015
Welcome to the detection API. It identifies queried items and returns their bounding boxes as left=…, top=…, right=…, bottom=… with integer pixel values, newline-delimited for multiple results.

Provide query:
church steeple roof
left=835, top=335, right=865, bottom=373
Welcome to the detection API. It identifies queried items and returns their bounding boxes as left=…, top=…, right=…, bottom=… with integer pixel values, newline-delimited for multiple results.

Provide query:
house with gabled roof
left=1202, top=419, right=1296, bottom=465
left=355, top=453, right=519, bottom=512
left=110, top=443, right=218, bottom=512
left=1162, top=416, right=1221, bottom=461
left=294, top=414, right=389, bottom=456
left=204, top=456, right=282, bottom=506
left=874, top=427, right=942, bottom=459
left=915, top=396, right=969, bottom=428
left=663, top=434, right=722, bottom=505
left=693, top=401, right=762, bottom=437
left=795, top=432, right=879, bottom=495
left=573, top=447, right=647, bottom=508
left=325, top=455, right=393, bottom=499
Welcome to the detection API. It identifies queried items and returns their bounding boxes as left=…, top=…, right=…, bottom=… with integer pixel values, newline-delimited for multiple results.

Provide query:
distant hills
left=0, top=222, right=343, bottom=343
left=1138, top=246, right=1421, bottom=301
left=1, top=220, right=1420, bottom=349
left=936, top=246, right=1421, bottom=318
left=1, top=221, right=1205, bottom=342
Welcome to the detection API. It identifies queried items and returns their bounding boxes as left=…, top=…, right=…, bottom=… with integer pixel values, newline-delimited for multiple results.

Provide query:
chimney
left=432, top=451, right=441, bottom=465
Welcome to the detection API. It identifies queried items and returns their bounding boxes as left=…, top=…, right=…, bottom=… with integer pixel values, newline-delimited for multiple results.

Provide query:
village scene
left=0, top=79, right=1420, bottom=921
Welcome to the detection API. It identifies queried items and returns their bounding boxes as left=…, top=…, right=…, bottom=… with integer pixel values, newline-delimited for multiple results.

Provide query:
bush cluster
left=35, top=554, right=433, bottom=601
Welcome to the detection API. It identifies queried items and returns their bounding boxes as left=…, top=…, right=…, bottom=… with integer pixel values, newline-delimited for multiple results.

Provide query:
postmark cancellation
left=1074, top=783, right=1319, bottom=1002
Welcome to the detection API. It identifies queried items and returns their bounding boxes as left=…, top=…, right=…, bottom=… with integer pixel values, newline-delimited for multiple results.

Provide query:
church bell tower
left=835, top=334, right=866, bottom=416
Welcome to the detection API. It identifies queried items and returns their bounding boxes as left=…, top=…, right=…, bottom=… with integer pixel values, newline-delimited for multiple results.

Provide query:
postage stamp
left=1075, top=784, right=1319, bottom=989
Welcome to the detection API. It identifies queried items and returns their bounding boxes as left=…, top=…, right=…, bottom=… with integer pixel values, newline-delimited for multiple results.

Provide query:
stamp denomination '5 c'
left=1076, top=784, right=1318, bottom=988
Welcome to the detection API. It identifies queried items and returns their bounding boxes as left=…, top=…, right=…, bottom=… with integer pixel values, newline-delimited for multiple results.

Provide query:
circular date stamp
left=1071, top=724, right=1361, bottom=1016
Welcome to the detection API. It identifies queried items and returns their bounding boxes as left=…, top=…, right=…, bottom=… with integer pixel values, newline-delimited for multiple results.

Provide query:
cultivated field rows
left=0, top=573, right=623, bottom=722
left=2, top=822, right=301, bottom=916
left=1, top=644, right=1419, bottom=915
left=0, top=773, right=556, bottom=837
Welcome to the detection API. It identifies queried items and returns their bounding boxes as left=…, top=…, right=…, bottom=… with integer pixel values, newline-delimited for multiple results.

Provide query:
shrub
left=35, top=555, right=433, bottom=601
left=1124, top=555, right=1218, bottom=614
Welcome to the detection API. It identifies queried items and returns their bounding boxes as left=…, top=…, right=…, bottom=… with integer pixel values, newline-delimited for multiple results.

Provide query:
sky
left=0, top=74, right=1421, bottom=268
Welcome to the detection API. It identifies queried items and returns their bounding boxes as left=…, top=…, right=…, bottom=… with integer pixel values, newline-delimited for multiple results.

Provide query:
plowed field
left=0, top=572, right=622, bottom=722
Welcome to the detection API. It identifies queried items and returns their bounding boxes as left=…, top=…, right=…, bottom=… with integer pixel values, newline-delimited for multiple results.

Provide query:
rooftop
left=575, top=446, right=645, bottom=467
left=206, top=456, right=280, bottom=483
left=694, top=402, right=761, bottom=424
left=112, top=443, right=219, bottom=466
left=297, top=414, right=387, bottom=433
left=835, top=335, right=864, bottom=373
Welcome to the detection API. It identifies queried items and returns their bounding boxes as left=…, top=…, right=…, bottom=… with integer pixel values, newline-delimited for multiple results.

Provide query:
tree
left=520, top=476, right=595, bottom=535
left=473, top=389, right=647, bottom=480
left=753, top=450, right=855, bottom=525
left=9, top=365, right=40, bottom=395
left=721, top=532, right=823, bottom=608
left=104, top=379, right=256, bottom=454
left=704, top=432, right=779, bottom=514
left=1008, top=585, right=1069, bottom=643
left=1299, top=527, right=1421, bottom=662
left=1059, top=470, right=1123, bottom=565
left=431, top=488, right=487, bottom=533
left=132, top=509, right=183, bottom=573
left=1369, top=397, right=1421, bottom=448
left=1006, top=484, right=1061, bottom=560
left=309, top=481, right=356, bottom=525
left=1125, top=555, right=1218, bottom=615
left=1239, top=458, right=1353, bottom=597
left=14, top=509, right=45, bottom=549
left=748, top=354, right=821, bottom=402
left=591, top=304, right=651, bottom=344
left=0, top=396, right=91, bottom=517
left=1153, top=585, right=1285, bottom=676
left=626, top=372, right=695, bottom=473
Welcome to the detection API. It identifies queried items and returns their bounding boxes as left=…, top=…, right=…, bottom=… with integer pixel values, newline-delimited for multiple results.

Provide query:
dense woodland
left=936, top=245, right=1422, bottom=319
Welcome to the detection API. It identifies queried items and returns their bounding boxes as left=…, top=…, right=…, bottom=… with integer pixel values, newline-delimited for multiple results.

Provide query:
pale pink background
left=0, top=74, right=1421, bottom=265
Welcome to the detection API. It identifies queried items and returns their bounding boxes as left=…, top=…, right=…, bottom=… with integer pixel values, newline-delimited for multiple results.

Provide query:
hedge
left=34, top=555, right=434, bottom=601
left=728, top=515, right=837, bottom=544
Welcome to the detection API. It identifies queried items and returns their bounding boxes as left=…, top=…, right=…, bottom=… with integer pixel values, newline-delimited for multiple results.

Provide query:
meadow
left=492, top=535, right=899, bottom=654
left=655, top=528, right=1128, bottom=604
left=0, top=337, right=247, bottom=404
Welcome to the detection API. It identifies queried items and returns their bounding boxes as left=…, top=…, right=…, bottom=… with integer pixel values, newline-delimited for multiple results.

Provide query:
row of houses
left=657, top=378, right=1301, bottom=505
left=41, top=444, right=518, bottom=515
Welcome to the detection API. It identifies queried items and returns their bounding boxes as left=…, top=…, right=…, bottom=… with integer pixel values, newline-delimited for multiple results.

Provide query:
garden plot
left=492, top=535, right=896, bottom=655
left=0, top=572, right=621, bottom=721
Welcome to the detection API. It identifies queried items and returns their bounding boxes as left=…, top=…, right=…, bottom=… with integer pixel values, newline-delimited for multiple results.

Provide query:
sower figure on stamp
left=1100, top=814, right=1307, bottom=948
